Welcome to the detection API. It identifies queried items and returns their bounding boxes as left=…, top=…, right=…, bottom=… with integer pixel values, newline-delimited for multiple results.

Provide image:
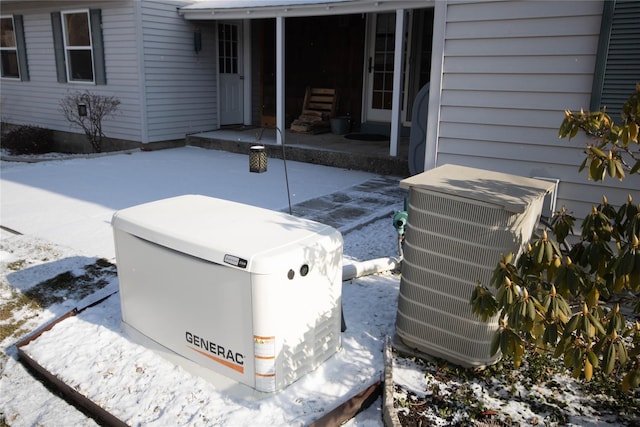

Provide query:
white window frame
left=0, top=15, right=20, bottom=79
left=61, top=9, right=94, bottom=83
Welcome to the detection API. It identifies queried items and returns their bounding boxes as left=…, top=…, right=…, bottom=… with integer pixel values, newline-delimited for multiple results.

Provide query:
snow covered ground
left=0, top=146, right=379, bottom=259
left=0, top=147, right=401, bottom=426
left=1, top=147, right=638, bottom=426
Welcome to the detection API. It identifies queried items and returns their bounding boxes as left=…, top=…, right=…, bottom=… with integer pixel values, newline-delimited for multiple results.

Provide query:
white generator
left=396, top=165, right=555, bottom=367
left=111, top=195, right=343, bottom=393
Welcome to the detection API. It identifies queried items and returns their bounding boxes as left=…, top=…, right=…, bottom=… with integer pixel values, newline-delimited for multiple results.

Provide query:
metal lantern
left=249, top=145, right=267, bottom=173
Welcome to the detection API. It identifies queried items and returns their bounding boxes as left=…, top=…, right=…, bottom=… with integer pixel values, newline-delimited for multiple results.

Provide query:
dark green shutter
left=90, top=9, right=106, bottom=85
left=51, top=12, right=66, bottom=83
left=590, top=0, right=640, bottom=121
left=13, top=15, right=29, bottom=81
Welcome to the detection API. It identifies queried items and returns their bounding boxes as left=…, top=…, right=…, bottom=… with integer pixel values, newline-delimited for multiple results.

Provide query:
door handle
left=368, top=57, right=372, bottom=73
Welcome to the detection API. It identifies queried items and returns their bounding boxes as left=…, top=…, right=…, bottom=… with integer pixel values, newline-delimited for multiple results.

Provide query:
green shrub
left=472, top=83, right=640, bottom=390
left=2, top=125, right=54, bottom=155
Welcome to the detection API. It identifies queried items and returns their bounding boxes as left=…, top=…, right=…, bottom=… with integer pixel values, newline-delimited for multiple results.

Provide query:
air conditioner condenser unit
left=396, top=165, right=556, bottom=367
left=111, top=195, right=343, bottom=393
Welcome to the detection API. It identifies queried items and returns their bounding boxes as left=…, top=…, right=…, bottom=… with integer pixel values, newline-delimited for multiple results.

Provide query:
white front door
left=219, top=22, right=243, bottom=125
left=364, top=13, right=396, bottom=123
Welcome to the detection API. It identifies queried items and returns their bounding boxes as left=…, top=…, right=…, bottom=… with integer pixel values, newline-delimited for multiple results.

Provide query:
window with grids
left=1, top=16, right=19, bottom=78
left=62, top=10, right=94, bottom=82
left=218, top=23, right=238, bottom=74
left=372, top=13, right=395, bottom=111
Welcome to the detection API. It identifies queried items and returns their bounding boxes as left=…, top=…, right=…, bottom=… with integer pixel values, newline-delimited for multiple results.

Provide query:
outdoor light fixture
left=77, top=103, right=87, bottom=117
left=194, top=30, right=202, bottom=53
left=249, top=145, right=267, bottom=173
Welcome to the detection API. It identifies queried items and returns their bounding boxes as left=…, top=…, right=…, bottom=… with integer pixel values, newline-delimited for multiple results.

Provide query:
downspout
left=135, top=1, right=149, bottom=143
left=424, top=1, right=447, bottom=171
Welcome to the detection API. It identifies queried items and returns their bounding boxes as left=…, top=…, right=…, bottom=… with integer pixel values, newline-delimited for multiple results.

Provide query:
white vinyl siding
left=0, top=0, right=218, bottom=144
left=434, top=0, right=640, bottom=219
left=0, top=2, right=144, bottom=142
left=140, top=1, right=217, bottom=141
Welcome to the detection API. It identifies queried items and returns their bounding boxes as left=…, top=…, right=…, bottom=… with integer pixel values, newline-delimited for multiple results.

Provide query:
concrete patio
left=186, top=126, right=411, bottom=177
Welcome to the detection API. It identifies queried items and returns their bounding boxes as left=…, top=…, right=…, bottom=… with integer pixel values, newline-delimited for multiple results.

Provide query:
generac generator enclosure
left=111, top=195, right=343, bottom=393
left=396, top=165, right=555, bottom=367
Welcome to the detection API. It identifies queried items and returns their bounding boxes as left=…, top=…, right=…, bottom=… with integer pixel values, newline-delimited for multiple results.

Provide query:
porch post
left=389, top=9, right=406, bottom=157
left=243, top=19, right=252, bottom=126
left=276, top=16, right=285, bottom=145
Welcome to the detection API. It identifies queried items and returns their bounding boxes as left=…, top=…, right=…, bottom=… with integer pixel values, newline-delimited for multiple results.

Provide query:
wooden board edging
left=16, top=293, right=128, bottom=427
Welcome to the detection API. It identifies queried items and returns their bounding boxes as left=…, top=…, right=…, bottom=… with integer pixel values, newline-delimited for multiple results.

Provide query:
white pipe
left=342, top=257, right=401, bottom=281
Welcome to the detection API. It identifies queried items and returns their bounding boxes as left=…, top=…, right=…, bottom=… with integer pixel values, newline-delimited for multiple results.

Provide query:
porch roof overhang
left=180, top=0, right=428, bottom=157
left=178, top=0, right=430, bottom=20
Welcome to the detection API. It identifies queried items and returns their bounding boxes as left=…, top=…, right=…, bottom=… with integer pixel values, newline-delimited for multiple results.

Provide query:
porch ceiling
left=179, top=0, right=432, bottom=19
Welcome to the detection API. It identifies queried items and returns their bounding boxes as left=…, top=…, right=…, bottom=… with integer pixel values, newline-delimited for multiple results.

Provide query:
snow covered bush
left=472, top=83, right=640, bottom=390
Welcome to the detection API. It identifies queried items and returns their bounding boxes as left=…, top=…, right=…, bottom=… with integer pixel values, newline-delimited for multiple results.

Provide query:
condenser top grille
left=400, top=164, right=556, bottom=213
